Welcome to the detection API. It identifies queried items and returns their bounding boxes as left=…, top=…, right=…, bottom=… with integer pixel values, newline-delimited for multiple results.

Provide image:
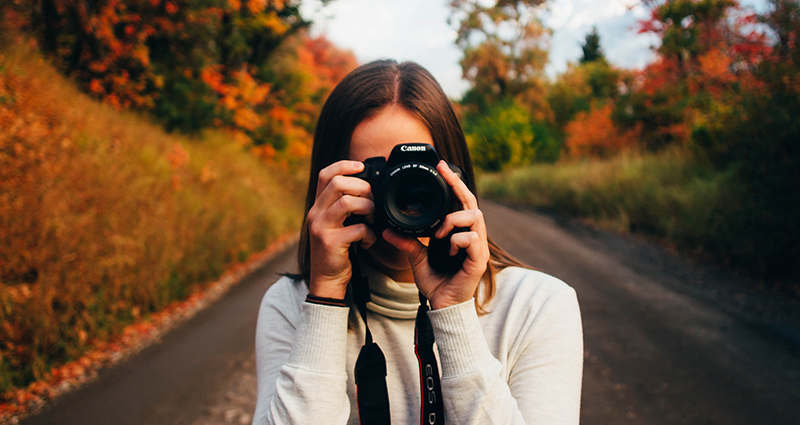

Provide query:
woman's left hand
left=382, top=160, right=490, bottom=310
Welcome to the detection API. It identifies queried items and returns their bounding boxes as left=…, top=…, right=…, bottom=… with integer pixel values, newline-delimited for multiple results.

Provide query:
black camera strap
left=351, top=247, right=391, bottom=425
left=415, top=292, right=445, bottom=425
left=350, top=246, right=445, bottom=425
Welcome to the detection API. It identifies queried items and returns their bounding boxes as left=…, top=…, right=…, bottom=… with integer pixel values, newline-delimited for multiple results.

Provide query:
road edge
left=0, top=233, right=299, bottom=425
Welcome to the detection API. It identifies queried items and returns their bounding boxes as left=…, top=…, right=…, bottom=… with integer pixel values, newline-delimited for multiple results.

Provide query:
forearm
left=429, top=300, right=527, bottom=424
left=254, top=301, right=351, bottom=425
left=428, top=292, right=583, bottom=425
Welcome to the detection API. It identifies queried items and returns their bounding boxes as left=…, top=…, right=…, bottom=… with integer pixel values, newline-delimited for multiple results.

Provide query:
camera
left=348, top=143, right=468, bottom=274
left=348, top=143, right=463, bottom=236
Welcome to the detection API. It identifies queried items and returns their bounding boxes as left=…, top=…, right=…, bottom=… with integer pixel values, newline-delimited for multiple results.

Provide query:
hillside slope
left=0, top=36, right=304, bottom=399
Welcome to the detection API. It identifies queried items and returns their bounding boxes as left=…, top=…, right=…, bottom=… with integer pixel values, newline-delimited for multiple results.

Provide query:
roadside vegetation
left=479, top=150, right=744, bottom=267
left=450, top=0, right=799, bottom=281
left=0, top=1, right=357, bottom=400
left=0, top=39, right=305, bottom=396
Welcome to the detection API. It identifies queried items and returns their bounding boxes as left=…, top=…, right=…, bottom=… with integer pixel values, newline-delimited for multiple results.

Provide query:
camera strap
left=351, top=247, right=391, bottom=425
left=415, top=292, right=445, bottom=425
left=350, top=246, right=445, bottom=425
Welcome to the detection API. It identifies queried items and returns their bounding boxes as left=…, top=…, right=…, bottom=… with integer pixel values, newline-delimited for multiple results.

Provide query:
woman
left=253, top=60, right=583, bottom=425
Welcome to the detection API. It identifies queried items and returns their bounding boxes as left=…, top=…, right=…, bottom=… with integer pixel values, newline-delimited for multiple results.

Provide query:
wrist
left=429, top=296, right=472, bottom=310
left=309, top=275, right=349, bottom=300
left=306, top=293, right=347, bottom=307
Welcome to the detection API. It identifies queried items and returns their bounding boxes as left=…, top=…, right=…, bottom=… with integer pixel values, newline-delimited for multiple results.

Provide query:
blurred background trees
left=452, top=0, right=798, bottom=279
left=6, top=0, right=356, bottom=162
left=450, top=0, right=556, bottom=170
left=0, top=0, right=357, bottom=397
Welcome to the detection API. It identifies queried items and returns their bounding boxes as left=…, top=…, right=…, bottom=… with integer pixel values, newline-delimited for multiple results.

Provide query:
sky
left=299, top=0, right=768, bottom=99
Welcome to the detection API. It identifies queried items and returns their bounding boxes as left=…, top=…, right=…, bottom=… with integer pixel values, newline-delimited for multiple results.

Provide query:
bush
left=463, top=99, right=559, bottom=171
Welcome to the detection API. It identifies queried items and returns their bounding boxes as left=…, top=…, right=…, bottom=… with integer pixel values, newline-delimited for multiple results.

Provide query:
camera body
left=348, top=143, right=468, bottom=274
left=348, top=143, right=464, bottom=237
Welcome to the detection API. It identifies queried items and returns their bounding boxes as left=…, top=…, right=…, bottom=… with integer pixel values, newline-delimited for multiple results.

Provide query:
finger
left=382, top=229, right=427, bottom=268
left=316, top=160, right=366, bottom=198
left=319, top=195, right=374, bottom=227
left=449, top=231, right=489, bottom=266
left=434, top=209, right=486, bottom=239
left=315, top=174, right=373, bottom=212
left=339, top=223, right=377, bottom=249
left=437, top=161, right=478, bottom=210
left=310, top=222, right=375, bottom=253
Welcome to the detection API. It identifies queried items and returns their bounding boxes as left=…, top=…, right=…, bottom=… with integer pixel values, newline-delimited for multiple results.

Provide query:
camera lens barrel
left=382, top=162, right=451, bottom=236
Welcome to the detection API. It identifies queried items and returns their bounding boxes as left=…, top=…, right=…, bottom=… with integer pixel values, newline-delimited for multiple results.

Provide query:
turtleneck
left=360, top=259, right=420, bottom=319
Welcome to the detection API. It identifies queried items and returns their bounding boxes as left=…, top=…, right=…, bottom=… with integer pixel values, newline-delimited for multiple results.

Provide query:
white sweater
left=253, top=265, right=583, bottom=425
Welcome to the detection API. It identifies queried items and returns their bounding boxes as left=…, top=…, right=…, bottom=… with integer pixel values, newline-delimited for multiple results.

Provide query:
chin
left=365, top=238, right=410, bottom=272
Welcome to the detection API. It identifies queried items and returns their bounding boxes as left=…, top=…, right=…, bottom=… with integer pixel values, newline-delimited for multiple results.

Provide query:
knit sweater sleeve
left=252, top=277, right=351, bottom=425
left=428, top=277, right=583, bottom=425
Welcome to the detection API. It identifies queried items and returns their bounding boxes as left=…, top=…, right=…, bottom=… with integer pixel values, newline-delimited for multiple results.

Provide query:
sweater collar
left=360, top=259, right=420, bottom=320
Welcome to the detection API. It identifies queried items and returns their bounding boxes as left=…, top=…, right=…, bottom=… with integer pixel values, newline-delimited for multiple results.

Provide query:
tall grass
left=0, top=38, right=303, bottom=393
left=479, top=149, right=744, bottom=261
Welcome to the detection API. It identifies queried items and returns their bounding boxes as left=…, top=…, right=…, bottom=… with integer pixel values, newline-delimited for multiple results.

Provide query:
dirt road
left=21, top=200, right=800, bottom=424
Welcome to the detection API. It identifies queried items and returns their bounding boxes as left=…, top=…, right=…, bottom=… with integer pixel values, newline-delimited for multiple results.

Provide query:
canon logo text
left=400, top=145, right=426, bottom=152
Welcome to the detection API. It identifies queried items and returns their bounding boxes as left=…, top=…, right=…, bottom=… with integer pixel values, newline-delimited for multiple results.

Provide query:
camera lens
left=384, top=164, right=450, bottom=235
left=395, top=182, right=433, bottom=218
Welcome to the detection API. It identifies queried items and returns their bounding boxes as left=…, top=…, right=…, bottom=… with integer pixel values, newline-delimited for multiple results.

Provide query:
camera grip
left=426, top=227, right=469, bottom=275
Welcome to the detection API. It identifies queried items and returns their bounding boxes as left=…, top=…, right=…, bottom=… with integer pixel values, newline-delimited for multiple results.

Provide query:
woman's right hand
left=307, top=160, right=377, bottom=299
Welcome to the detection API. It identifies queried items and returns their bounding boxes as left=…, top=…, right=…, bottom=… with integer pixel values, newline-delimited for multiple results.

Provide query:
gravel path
left=20, top=200, right=800, bottom=425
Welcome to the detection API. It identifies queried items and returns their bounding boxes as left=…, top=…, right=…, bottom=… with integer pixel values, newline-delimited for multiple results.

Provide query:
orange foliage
left=565, top=104, right=640, bottom=158
left=0, top=40, right=304, bottom=405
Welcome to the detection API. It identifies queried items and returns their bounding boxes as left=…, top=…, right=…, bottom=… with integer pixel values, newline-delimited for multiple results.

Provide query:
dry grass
left=0, top=36, right=304, bottom=394
left=478, top=148, right=740, bottom=257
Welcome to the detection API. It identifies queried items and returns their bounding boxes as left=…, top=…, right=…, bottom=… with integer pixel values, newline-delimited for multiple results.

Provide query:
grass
left=0, top=36, right=304, bottom=394
left=478, top=148, right=743, bottom=262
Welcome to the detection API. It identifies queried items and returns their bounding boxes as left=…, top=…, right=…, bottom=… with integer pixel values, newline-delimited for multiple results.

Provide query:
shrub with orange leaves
left=565, top=103, right=640, bottom=158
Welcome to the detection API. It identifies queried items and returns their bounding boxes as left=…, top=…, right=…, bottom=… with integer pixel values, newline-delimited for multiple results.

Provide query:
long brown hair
left=297, top=60, right=525, bottom=312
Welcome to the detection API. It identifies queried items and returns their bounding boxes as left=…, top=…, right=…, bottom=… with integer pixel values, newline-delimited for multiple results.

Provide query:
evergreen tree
left=580, top=27, right=605, bottom=64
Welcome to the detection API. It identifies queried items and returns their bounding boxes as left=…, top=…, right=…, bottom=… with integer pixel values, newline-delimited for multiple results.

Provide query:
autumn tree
left=463, top=99, right=558, bottom=170
left=248, top=30, right=358, bottom=161
left=618, top=0, right=769, bottom=150
left=549, top=25, right=624, bottom=135
left=692, top=0, right=800, bottom=277
left=12, top=0, right=341, bottom=158
left=450, top=0, right=555, bottom=169
left=564, top=103, right=639, bottom=158
left=450, top=0, right=551, bottom=119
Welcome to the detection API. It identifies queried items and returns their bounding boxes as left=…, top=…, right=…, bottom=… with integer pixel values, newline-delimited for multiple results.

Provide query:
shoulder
left=258, top=275, right=309, bottom=324
left=494, top=266, right=576, bottom=304
left=488, top=266, right=581, bottom=327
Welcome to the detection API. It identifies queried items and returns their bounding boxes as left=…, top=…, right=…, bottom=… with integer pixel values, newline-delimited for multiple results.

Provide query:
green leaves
left=463, top=99, right=557, bottom=171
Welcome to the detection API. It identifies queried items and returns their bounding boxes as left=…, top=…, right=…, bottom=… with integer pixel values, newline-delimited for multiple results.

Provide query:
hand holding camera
left=379, top=154, right=489, bottom=310
left=306, top=160, right=378, bottom=300
left=345, top=143, right=469, bottom=274
left=308, top=143, right=489, bottom=308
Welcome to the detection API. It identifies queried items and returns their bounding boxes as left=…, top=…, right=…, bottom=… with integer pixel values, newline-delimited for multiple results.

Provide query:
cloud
left=301, top=0, right=679, bottom=97
left=302, top=0, right=468, bottom=97
left=543, top=0, right=658, bottom=76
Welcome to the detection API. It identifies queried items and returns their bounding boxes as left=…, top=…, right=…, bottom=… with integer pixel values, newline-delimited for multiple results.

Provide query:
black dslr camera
left=348, top=143, right=467, bottom=274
